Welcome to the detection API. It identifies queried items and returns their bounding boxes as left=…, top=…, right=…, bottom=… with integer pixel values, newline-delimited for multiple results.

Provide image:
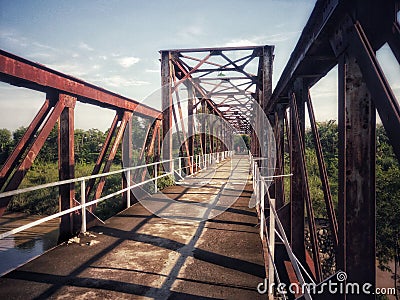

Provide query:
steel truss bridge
left=0, top=0, right=399, bottom=299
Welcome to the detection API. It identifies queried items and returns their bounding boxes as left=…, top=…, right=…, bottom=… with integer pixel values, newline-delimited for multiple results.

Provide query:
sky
left=0, top=0, right=399, bottom=132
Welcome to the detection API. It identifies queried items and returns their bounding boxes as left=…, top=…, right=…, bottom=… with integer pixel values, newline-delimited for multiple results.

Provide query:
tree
left=375, top=125, right=400, bottom=273
left=0, top=128, right=12, bottom=166
left=36, top=125, right=58, bottom=163
left=12, top=126, right=27, bottom=146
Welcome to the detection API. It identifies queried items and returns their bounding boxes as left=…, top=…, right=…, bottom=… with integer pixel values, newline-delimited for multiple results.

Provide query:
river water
left=0, top=213, right=59, bottom=276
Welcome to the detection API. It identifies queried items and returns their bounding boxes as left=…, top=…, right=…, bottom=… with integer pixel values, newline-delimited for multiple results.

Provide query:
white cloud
left=47, top=63, right=88, bottom=77
left=32, top=41, right=58, bottom=52
left=223, top=39, right=258, bottom=47
left=145, top=69, right=159, bottom=73
left=26, top=52, right=54, bottom=60
left=79, top=42, right=94, bottom=51
left=116, top=56, right=140, bottom=68
left=177, top=25, right=204, bottom=40
left=94, top=75, right=149, bottom=88
left=0, top=30, right=28, bottom=48
left=223, top=32, right=300, bottom=48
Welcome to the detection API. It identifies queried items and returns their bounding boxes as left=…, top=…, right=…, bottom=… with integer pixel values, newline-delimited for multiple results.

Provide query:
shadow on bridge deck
left=0, top=155, right=265, bottom=299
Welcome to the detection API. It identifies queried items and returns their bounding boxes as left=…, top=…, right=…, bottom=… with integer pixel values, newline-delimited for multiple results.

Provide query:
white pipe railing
left=0, top=150, right=233, bottom=240
left=249, top=152, right=312, bottom=300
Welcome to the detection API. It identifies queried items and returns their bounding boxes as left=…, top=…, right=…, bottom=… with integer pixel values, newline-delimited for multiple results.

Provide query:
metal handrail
left=0, top=150, right=233, bottom=240
left=249, top=151, right=312, bottom=299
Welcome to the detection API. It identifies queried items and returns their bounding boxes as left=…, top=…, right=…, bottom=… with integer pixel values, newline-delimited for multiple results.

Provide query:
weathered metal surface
left=291, top=92, right=322, bottom=282
left=166, top=45, right=273, bottom=134
left=161, top=51, right=173, bottom=170
left=274, top=105, right=285, bottom=209
left=0, top=97, right=52, bottom=190
left=187, top=85, right=194, bottom=173
left=306, top=92, right=338, bottom=249
left=337, top=53, right=376, bottom=297
left=0, top=96, right=66, bottom=216
left=58, top=94, right=77, bottom=242
left=85, top=113, right=120, bottom=208
left=94, top=111, right=132, bottom=201
left=289, top=90, right=306, bottom=266
left=0, top=50, right=161, bottom=119
left=269, top=0, right=398, bottom=114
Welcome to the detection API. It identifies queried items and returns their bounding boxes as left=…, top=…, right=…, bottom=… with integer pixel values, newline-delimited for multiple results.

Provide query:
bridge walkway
left=0, top=155, right=265, bottom=299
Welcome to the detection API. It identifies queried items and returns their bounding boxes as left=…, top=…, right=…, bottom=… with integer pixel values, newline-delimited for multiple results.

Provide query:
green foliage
left=375, top=125, right=400, bottom=271
left=234, top=134, right=250, bottom=153
left=305, top=121, right=338, bottom=219
left=36, top=126, right=58, bottom=163
left=8, top=163, right=59, bottom=215
left=304, top=121, right=400, bottom=273
left=0, top=128, right=12, bottom=166
left=157, top=175, right=175, bottom=191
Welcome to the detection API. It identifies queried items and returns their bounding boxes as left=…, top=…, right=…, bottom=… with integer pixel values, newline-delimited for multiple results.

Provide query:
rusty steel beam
left=201, top=100, right=207, bottom=155
left=270, top=0, right=339, bottom=110
left=0, top=49, right=161, bottom=119
left=122, top=114, right=133, bottom=205
left=141, top=123, right=160, bottom=182
left=349, top=21, right=400, bottom=162
left=58, top=94, right=77, bottom=242
left=161, top=51, right=173, bottom=171
left=274, top=105, right=286, bottom=210
left=306, top=91, right=338, bottom=249
left=187, top=85, right=194, bottom=173
left=181, top=54, right=224, bottom=67
left=134, top=122, right=152, bottom=182
left=270, top=0, right=398, bottom=113
left=94, top=111, right=132, bottom=201
left=172, top=67, right=192, bottom=172
left=147, top=120, right=161, bottom=159
left=172, top=52, right=212, bottom=92
left=172, top=58, right=230, bottom=124
left=0, top=95, right=53, bottom=190
left=292, top=93, right=322, bottom=282
left=290, top=88, right=306, bottom=266
left=337, top=52, right=376, bottom=296
left=85, top=113, right=121, bottom=205
left=0, top=95, right=66, bottom=216
left=160, top=45, right=262, bottom=53
left=388, top=21, right=400, bottom=64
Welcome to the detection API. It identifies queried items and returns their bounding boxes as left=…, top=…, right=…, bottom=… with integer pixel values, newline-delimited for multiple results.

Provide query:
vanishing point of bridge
left=1, top=1, right=400, bottom=299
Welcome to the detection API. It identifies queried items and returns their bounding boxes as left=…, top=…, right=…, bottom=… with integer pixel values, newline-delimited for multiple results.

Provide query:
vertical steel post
left=154, top=164, right=158, bottom=193
left=126, top=170, right=131, bottom=208
left=81, top=180, right=86, bottom=233
left=122, top=113, right=132, bottom=206
left=268, top=197, right=276, bottom=300
left=261, top=46, right=274, bottom=176
left=58, top=94, right=77, bottom=242
left=274, top=105, right=285, bottom=209
left=161, top=51, right=173, bottom=173
left=201, top=99, right=207, bottom=157
left=188, top=84, right=194, bottom=174
left=338, top=53, right=376, bottom=295
left=260, top=178, right=265, bottom=239
left=290, top=79, right=306, bottom=264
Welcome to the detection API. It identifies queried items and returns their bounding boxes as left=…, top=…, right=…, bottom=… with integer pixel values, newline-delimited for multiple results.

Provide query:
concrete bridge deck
left=0, top=155, right=265, bottom=299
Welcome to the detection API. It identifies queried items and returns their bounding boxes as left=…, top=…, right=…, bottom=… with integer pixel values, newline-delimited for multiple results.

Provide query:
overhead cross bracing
left=160, top=45, right=274, bottom=134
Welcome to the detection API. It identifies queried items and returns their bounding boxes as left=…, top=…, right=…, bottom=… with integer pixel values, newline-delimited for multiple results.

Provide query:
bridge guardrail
left=250, top=151, right=317, bottom=300
left=0, top=150, right=232, bottom=239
